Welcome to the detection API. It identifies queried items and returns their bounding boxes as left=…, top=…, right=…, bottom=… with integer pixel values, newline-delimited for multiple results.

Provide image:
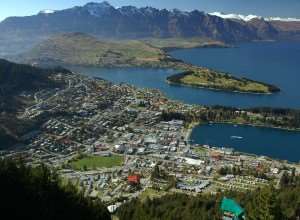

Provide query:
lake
left=170, top=41, right=300, bottom=108
left=190, top=123, right=300, bottom=163
left=70, top=42, right=300, bottom=162
left=72, top=42, right=300, bottom=109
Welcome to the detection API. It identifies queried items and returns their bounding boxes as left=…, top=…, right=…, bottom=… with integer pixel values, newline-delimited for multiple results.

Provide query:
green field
left=193, top=146, right=208, bottom=154
left=70, top=155, right=124, bottom=170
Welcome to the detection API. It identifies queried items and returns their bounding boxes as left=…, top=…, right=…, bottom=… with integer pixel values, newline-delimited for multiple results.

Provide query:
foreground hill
left=1, top=1, right=300, bottom=56
left=0, top=159, right=110, bottom=220
left=0, top=59, right=67, bottom=112
left=0, top=59, right=69, bottom=149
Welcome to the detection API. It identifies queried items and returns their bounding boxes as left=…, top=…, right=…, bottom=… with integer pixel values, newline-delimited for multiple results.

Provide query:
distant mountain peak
left=141, top=6, right=158, bottom=14
left=84, top=1, right=116, bottom=17
left=119, top=6, right=141, bottom=16
left=85, top=1, right=112, bottom=7
left=172, top=9, right=190, bottom=17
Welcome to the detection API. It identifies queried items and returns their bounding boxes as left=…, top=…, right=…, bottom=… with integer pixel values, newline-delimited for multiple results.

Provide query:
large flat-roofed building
left=221, top=198, right=245, bottom=220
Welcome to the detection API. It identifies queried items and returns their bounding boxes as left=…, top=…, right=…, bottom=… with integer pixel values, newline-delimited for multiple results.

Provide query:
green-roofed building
left=220, top=197, right=245, bottom=220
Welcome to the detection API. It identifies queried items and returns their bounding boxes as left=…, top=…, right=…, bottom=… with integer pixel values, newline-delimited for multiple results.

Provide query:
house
left=221, top=198, right=245, bottom=220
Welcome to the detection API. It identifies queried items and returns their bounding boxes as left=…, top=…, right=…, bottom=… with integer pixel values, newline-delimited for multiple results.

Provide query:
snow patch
left=266, top=17, right=300, bottom=22
left=209, top=12, right=300, bottom=22
left=209, top=12, right=261, bottom=21
left=39, top=9, right=56, bottom=14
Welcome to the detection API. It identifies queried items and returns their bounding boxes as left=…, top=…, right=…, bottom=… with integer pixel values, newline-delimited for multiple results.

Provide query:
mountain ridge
left=0, top=1, right=299, bottom=56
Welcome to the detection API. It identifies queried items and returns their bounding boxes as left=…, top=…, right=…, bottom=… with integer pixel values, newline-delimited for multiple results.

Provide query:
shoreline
left=161, top=43, right=232, bottom=53
left=209, top=121, right=300, bottom=132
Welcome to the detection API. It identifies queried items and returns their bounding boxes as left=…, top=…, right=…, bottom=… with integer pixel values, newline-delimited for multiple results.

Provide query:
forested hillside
left=0, top=159, right=111, bottom=220
left=0, top=59, right=69, bottom=149
left=117, top=171, right=300, bottom=220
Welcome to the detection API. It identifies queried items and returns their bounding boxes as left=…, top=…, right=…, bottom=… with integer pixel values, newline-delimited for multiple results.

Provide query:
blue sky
left=1, top=0, right=300, bottom=21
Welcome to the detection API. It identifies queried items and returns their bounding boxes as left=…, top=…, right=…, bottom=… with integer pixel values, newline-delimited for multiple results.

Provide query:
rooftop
left=220, top=197, right=245, bottom=217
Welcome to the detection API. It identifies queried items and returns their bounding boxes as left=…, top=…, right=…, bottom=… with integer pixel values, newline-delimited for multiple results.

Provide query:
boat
left=230, top=136, right=243, bottom=139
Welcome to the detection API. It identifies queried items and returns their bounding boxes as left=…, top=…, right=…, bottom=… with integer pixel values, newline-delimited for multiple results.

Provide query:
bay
left=190, top=123, right=300, bottom=162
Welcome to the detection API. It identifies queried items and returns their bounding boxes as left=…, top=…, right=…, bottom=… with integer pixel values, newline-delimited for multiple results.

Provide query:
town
left=1, top=71, right=299, bottom=214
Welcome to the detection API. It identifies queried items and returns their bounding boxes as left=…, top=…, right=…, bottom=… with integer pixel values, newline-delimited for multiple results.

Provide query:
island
left=166, top=68, right=280, bottom=94
left=14, top=33, right=280, bottom=94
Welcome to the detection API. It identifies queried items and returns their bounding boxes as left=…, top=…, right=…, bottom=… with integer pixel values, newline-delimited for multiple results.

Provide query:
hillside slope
left=0, top=159, right=111, bottom=220
left=17, top=33, right=165, bottom=67
left=0, top=59, right=66, bottom=112
left=0, top=59, right=69, bottom=149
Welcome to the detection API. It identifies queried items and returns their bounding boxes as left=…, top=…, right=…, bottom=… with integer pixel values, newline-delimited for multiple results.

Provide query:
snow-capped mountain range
left=38, top=2, right=300, bottom=22
left=1, top=0, right=300, bottom=56
left=209, top=12, right=300, bottom=22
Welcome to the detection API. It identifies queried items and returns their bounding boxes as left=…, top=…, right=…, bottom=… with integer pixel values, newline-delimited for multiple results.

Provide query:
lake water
left=72, top=42, right=300, bottom=109
left=170, top=42, right=300, bottom=109
left=190, top=123, right=300, bottom=162
left=70, top=42, right=300, bottom=162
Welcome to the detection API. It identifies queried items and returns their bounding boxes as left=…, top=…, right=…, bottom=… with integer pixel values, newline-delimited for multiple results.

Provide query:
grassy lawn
left=193, top=146, right=208, bottom=155
left=70, top=155, right=124, bottom=170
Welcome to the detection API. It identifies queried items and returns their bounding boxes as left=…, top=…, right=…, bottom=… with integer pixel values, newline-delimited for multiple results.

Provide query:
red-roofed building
left=128, top=175, right=141, bottom=185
